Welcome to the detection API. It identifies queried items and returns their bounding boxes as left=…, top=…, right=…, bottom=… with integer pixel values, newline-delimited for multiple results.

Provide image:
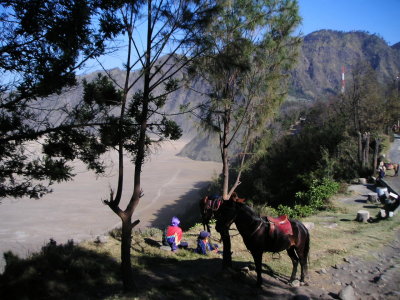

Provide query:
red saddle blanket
left=267, top=215, right=293, bottom=235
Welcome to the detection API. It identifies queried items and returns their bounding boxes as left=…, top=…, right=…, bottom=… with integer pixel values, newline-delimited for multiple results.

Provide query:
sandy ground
left=0, top=140, right=221, bottom=272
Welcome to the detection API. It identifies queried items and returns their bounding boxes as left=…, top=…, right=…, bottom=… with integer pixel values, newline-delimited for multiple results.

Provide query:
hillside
left=180, top=30, right=400, bottom=161
left=49, top=30, right=399, bottom=162
left=290, top=30, right=400, bottom=100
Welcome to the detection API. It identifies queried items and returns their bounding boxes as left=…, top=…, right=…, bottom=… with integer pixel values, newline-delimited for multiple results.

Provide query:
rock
left=318, top=268, right=327, bottom=274
left=159, top=245, right=171, bottom=251
left=380, top=209, right=387, bottom=218
left=338, top=285, right=356, bottom=300
left=303, top=222, right=315, bottom=230
left=359, top=178, right=367, bottom=184
left=356, top=210, right=370, bottom=222
left=290, top=280, right=301, bottom=287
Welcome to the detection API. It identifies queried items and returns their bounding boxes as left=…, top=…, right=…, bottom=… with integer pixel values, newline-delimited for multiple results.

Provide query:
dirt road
left=0, top=140, right=221, bottom=272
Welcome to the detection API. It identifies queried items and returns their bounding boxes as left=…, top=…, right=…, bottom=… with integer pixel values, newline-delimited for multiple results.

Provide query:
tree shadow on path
left=148, top=181, right=211, bottom=231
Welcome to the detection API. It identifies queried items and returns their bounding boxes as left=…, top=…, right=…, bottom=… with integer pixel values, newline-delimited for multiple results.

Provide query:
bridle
left=218, top=203, right=267, bottom=238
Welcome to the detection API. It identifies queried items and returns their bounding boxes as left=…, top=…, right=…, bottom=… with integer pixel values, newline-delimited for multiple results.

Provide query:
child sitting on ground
left=195, top=231, right=219, bottom=255
left=164, top=216, right=188, bottom=252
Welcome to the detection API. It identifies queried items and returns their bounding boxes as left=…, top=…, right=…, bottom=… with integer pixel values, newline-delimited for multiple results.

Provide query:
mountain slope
left=290, top=30, right=400, bottom=100
left=180, top=30, right=400, bottom=161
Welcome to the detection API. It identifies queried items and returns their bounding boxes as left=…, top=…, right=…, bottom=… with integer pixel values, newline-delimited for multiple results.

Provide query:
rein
left=249, top=220, right=264, bottom=236
left=237, top=205, right=269, bottom=237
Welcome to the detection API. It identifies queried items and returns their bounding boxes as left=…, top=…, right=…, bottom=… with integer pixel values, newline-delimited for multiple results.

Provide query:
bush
left=295, top=177, right=339, bottom=209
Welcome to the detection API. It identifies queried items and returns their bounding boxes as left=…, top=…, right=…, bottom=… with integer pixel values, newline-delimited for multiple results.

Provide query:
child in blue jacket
left=195, top=231, right=218, bottom=255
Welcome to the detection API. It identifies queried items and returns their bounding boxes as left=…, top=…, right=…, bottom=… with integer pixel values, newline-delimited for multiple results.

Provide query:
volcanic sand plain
left=0, top=140, right=221, bottom=272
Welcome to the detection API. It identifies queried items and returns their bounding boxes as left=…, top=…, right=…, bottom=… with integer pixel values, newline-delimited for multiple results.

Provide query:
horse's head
left=215, top=199, right=238, bottom=234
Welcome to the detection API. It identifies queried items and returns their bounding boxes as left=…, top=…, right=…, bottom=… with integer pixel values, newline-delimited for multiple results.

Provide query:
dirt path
left=283, top=184, right=400, bottom=300
left=306, top=229, right=400, bottom=300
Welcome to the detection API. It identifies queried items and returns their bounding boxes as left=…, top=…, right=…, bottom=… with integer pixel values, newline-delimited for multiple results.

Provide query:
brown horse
left=199, top=192, right=245, bottom=234
left=215, top=199, right=310, bottom=287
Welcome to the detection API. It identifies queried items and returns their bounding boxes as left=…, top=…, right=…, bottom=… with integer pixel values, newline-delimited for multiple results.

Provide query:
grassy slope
left=1, top=186, right=399, bottom=299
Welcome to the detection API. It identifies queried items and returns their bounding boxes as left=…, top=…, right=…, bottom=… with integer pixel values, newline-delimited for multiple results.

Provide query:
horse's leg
left=287, top=247, right=299, bottom=282
left=298, top=227, right=310, bottom=283
left=299, top=253, right=308, bottom=283
left=207, top=222, right=211, bottom=234
left=251, top=251, right=263, bottom=287
left=201, top=214, right=207, bottom=231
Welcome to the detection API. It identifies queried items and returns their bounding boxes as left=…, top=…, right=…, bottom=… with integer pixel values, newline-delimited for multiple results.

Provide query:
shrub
left=295, top=177, right=339, bottom=209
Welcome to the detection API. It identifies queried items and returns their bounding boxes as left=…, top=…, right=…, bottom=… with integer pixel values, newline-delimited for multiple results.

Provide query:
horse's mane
left=238, top=202, right=263, bottom=223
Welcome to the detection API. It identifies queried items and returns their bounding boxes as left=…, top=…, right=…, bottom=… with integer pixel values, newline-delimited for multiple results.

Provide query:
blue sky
left=298, top=0, right=400, bottom=45
left=85, top=0, right=400, bottom=72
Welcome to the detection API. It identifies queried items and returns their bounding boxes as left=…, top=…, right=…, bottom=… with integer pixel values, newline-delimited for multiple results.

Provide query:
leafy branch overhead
left=0, top=0, right=125, bottom=199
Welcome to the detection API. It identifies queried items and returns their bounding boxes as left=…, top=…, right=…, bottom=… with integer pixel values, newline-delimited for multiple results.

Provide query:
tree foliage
left=239, top=60, right=397, bottom=209
left=193, top=0, right=301, bottom=199
left=0, top=0, right=123, bottom=199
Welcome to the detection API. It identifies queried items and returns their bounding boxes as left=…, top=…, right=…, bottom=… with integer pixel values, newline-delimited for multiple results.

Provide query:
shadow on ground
left=149, top=181, right=211, bottom=231
left=0, top=240, right=121, bottom=299
left=0, top=238, right=312, bottom=300
left=130, top=252, right=302, bottom=299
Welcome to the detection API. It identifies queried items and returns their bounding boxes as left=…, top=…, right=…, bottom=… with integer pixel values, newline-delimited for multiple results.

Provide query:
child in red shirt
left=164, top=216, right=188, bottom=252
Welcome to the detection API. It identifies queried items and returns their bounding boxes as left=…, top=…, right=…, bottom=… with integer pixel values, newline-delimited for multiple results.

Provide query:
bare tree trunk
left=373, top=137, right=380, bottom=176
left=121, top=216, right=134, bottom=291
left=222, top=145, right=229, bottom=200
left=365, top=132, right=370, bottom=167
left=221, top=106, right=231, bottom=200
left=358, top=131, right=362, bottom=165
left=361, top=133, right=367, bottom=168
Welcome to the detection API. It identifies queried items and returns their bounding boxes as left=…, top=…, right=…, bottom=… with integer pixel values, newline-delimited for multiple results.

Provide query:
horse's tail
left=302, top=223, right=310, bottom=269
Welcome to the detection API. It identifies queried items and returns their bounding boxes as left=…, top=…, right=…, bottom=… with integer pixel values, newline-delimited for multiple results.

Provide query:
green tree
left=339, top=61, right=386, bottom=135
left=193, top=0, right=301, bottom=267
left=88, top=0, right=217, bottom=291
left=0, top=0, right=123, bottom=199
left=194, top=0, right=301, bottom=201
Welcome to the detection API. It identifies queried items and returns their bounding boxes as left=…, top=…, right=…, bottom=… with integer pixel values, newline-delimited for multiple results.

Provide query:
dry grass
left=2, top=189, right=399, bottom=299
left=82, top=192, right=400, bottom=297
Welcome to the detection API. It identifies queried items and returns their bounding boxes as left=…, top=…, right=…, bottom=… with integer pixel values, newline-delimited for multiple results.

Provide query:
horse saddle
left=205, top=196, right=222, bottom=211
left=267, top=215, right=293, bottom=236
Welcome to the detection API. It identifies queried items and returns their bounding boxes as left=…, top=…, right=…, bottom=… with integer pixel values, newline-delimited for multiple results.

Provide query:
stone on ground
left=338, top=285, right=356, bottom=300
left=356, top=210, right=370, bottom=223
